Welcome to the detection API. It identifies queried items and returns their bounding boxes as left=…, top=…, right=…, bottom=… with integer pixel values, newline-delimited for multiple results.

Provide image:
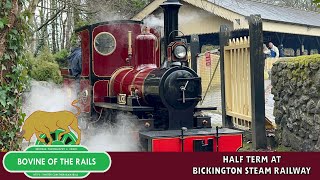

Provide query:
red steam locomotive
left=66, top=0, right=243, bottom=152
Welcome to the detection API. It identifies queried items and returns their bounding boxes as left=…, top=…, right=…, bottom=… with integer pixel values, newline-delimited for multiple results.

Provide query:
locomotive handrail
left=177, top=97, right=202, bottom=102
left=168, top=30, right=185, bottom=42
left=176, top=77, right=201, bottom=81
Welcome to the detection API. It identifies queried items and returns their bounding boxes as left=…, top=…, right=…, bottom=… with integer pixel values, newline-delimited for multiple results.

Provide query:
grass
left=238, top=143, right=294, bottom=152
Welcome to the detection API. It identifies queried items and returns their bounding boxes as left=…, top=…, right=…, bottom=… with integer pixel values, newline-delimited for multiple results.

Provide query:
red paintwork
left=80, top=80, right=91, bottom=113
left=94, top=80, right=109, bottom=103
left=121, top=69, right=136, bottom=95
left=134, top=29, right=157, bottom=66
left=152, top=134, right=243, bottom=152
left=110, top=68, right=133, bottom=96
left=60, top=68, right=69, bottom=76
left=110, top=65, right=156, bottom=99
left=149, top=28, right=161, bottom=67
left=92, top=23, right=142, bottom=77
left=80, top=30, right=90, bottom=77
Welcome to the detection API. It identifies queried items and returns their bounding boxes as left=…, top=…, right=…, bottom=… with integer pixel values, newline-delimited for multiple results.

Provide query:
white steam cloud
left=143, top=14, right=164, bottom=28
left=82, top=112, right=140, bottom=152
left=22, top=80, right=140, bottom=151
left=22, top=81, right=78, bottom=116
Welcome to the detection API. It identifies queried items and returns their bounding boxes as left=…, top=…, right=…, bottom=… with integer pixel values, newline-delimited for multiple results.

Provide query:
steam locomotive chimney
left=160, top=0, right=182, bottom=57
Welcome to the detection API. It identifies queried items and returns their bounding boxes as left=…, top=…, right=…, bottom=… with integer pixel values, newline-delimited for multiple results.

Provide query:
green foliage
left=29, top=47, right=63, bottom=84
left=132, top=0, right=147, bottom=9
left=276, top=55, right=320, bottom=81
left=313, top=0, right=320, bottom=7
left=70, top=32, right=81, bottom=48
left=37, top=46, right=55, bottom=63
left=54, top=49, right=69, bottom=68
left=30, top=61, right=63, bottom=84
left=0, top=0, right=30, bottom=151
left=285, top=54, right=320, bottom=64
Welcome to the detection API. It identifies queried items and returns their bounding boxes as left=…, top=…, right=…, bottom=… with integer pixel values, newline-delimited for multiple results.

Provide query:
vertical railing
left=224, top=37, right=252, bottom=129
left=220, top=15, right=267, bottom=150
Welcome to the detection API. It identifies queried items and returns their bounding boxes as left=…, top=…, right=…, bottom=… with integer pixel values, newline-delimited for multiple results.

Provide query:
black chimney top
left=160, top=0, right=182, bottom=58
left=162, top=0, right=182, bottom=5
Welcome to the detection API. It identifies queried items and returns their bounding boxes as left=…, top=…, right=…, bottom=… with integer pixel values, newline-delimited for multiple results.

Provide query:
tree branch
left=34, top=6, right=66, bottom=32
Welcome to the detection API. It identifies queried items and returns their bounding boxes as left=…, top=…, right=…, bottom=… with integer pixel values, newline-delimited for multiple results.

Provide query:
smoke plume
left=22, top=80, right=140, bottom=151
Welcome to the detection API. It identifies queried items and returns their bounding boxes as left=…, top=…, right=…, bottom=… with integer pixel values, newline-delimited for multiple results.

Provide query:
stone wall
left=271, top=55, right=320, bottom=151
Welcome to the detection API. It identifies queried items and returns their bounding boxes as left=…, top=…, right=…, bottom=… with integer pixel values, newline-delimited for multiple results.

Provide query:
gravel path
left=200, top=80, right=275, bottom=127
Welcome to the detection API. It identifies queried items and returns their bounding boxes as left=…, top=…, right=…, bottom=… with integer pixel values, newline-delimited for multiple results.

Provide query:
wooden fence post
left=249, top=14, right=267, bottom=150
left=190, top=34, right=200, bottom=73
left=219, top=25, right=233, bottom=128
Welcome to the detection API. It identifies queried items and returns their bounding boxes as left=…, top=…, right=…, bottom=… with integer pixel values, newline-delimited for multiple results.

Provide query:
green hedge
left=27, top=47, right=64, bottom=84
left=54, top=49, right=69, bottom=68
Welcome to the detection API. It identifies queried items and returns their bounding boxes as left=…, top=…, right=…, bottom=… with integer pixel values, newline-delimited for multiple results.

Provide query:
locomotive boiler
left=70, top=0, right=243, bottom=152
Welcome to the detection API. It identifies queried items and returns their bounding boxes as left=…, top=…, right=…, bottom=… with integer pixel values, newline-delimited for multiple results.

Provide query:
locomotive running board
left=94, top=102, right=154, bottom=112
left=194, top=107, right=217, bottom=111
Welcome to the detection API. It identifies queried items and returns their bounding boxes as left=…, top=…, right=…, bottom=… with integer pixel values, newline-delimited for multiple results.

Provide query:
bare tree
left=25, top=0, right=151, bottom=55
left=249, top=0, right=319, bottom=11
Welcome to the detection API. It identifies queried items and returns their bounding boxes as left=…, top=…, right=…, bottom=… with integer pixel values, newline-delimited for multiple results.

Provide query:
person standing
left=68, top=43, right=82, bottom=95
left=263, top=44, right=271, bottom=59
left=268, top=42, right=279, bottom=58
left=278, top=44, right=285, bottom=57
left=68, top=46, right=82, bottom=79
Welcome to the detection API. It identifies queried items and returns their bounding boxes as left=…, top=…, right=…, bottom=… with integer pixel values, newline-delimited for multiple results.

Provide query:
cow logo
left=16, top=100, right=81, bottom=145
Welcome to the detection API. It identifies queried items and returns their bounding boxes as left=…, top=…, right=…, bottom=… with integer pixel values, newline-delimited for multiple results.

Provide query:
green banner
left=2, top=145, right=112, bottom=179
left=25, top=172, right=90, bottom=178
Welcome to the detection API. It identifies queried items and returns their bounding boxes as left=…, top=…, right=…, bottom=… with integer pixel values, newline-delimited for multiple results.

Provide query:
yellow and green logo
left=2, top=145, right=111, bottom=179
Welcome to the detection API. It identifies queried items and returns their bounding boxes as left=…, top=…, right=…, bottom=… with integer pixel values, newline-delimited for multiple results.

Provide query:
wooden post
left=190, top=34, right=200, bottom=73
left=219, top=25, right=233, bottom=128
left=249, top=15, right=267, bottom=150
left=298, top=35, right=305, bottom=56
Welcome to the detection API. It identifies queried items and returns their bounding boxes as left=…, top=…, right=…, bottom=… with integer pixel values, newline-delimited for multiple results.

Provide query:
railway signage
left=2, top=145, right=111, bottom=179
left=205, top=52, right=211, bottom=67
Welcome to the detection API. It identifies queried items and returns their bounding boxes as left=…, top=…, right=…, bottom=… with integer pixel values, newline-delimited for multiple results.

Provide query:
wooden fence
left=224, top=37, right=252, bottom=129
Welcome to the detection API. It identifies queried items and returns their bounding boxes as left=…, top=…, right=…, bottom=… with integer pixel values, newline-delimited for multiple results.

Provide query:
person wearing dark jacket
left=68, top=47, right=82, bottom=79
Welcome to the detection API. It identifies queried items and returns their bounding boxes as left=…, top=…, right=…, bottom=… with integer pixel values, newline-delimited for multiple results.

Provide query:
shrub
left=54, top=49, right=69, bottom=68
left=29, top=47, right=63, bottom=84
left=37, top=46, right=55, bottom=63
left=30, top=61, right=63, bottom=84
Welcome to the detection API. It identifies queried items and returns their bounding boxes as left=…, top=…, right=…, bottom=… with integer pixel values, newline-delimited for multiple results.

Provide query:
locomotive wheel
left=35, top=129, right=78, bottom=145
